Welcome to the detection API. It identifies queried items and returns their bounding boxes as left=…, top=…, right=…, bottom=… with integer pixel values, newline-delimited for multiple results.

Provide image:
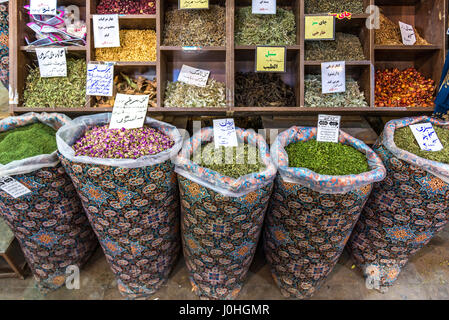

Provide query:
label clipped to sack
left=0, top=176, right=32, bottom=199
left=36, top=47, right=67, bottom=78
left=321, top=61, right=345, bottom=94
left=256, top=46, right=286, bottom=72
left=86, top=63, right=114, bottom=96
left=179, top=0, right=209, bottom=9
left=409, top=123, right=443, bottom=152
left=30, top=0, right=57, bottom=15
left=317, top=114, right=341, bottom=143
left=93, top=14, right=120, bottom=48
left=304, top=15, right=335, bottom=40
left=109, top=93, right=149, bottom=129
left=177, top=64, right=210, bottom=87
left=399, top=21, right=416, bottom=46
left=252, top=0, right=276, bottom=14
left=213, top=119, right=238, bottom=149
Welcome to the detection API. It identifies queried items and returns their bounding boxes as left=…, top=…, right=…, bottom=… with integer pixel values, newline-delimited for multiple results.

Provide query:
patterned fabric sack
left=175, top=127, right=277, bottom=299
left=56, top=113, right=183, bottom=299
left=0, top=112, right=97, bottom=292
left=265, top=126, right=386, bottom=299
left=349, top=116, right=449, bottom=291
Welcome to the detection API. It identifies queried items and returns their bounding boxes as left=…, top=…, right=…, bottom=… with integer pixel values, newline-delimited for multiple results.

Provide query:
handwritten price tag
left=321, top=61, right=345, bottom=94
left=213, top=119, right=238, bottom=148
left=30, top=0, right=57, bottom=15
left=109, top=94, right=149, bottom=129
left=178, top=65, right=210, bottom=87
left=409, top=123, right=443, bottom=152
left=0, top=176, right=32, bottom=199
left=305, top=15, right=335, bottom=40
left=252, top=0, right=276, bottom=14
left=256, top=46, right=286, bottom=72
left=36, top=47, right=67, bottom=78
left=179, top=0, right=209, bottom=9
left=317, top=114, right=341, bottom=143
left=93, top=14, right=120, bottom=48
left=399, top=21, right=416, bottom=46
left=86, top=63, right=114, bottom=96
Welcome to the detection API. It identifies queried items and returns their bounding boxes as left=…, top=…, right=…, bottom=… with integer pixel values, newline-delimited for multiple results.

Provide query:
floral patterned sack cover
left=0, top=112, right=98, bottom=292
left=175, top=127, right=277, bottom=299
left=349, top=116, right=449, bottom=291
left=265, top=126, right=386, bottom=299
left=57, top=113, right=183, bottom=299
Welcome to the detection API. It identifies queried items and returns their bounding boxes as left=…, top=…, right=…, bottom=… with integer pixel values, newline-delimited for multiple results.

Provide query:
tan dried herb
left=305, top=0, right=364, bottom=14
left=305, top=32, right=365, bottom=61
left=375, top=13, right=430, bottom=45
left=164, top=79, right=226, bottom=108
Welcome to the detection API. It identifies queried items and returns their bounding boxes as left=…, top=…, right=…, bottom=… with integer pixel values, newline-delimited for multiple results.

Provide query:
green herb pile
left=394, top=125, right=449, bottom=163
left=305, top=0, right=364, bottom=14
left=286, top=139, right=370, bottom=175
left=164, top=79, right=226, bottom=108
left=234, top=7, right=296, bottom=45
left=305, top=32, right=365, bottom=61
left=23, top=59, right=87, bottom=108
left=194, top=142, right=266, bottom=178
left=0, top=123, right=57, bottom=165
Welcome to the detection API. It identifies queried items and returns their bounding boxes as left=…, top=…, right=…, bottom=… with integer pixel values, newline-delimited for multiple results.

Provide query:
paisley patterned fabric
left=60, top=156, right=180, bottom=299
left=179, top=175, right=273, bottom=300
left=0, top=3, right=7, bottom=87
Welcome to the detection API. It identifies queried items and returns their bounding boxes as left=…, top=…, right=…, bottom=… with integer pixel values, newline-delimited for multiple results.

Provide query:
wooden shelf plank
left=20, top=46, right=87, bottom=52
left=88, top=14, right=157, bottom=19
left=89, top=61, right=156, bottom=66
left=235, top=45, right=301, bottom=50
left=374, top=45, right=441, bottom=51
left=304, top=60, right=371, bottom=66
left=160, top=46, right=226, bottom=51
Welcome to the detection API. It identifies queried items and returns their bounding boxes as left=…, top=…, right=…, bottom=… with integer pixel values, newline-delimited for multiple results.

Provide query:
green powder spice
left=286, top=139, right=370, bottom=175
left=305, top=32, right=365, bottom=61
left=194, top=142, right=266, bottom=178
left=394, top=125, right=449, bottom=163
left=305, top=0, right=364, bottom=14
left=0, top=123, right=57, bottom=165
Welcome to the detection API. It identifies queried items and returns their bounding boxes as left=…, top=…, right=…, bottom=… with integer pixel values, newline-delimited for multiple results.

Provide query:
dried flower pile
left=163, top=79, right=226, bottom=108
left=163, top=5, right=225, bottom=46
left=375, top=13, right=430, bottom=45
left=305, top=75, right=368, bottom=108
left=305, top=32, right=365, bottom=61
left=96, top=0, right=156, bottom=14
left=235, top=72, right=296, bottom=107
left=23, top=58, right=86, bottom=108
left=95, top=29, right=156, bottom=61
left=305, top=0, right=364, bottom=14
left=235, top=7, right=296, bottom=46
left=73, top=125, right=174, bottom=159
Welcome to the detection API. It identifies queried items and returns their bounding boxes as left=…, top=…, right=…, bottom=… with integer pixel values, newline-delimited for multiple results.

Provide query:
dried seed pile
left=305, top=0, right=364, bottom=14
left=235, top=73, right=296, bottom=107
left=235, top=7, right=296, bottom=46
left=375, top=13, right=430, bottom=45
left=195, top=142, right=266, bottom=178
left=286, top=139, right=370, bottom=175
left=305, top=32, right=365, bottom=61
left=96, top=0, right=156, bottom=14
left=305, top=75, right=368, bottom=108
left=23, top=58, right=86, bottom=108
left=164, top=79, right=226, bottom=108
left=95, top=29, right=156, bottom=61
left=73, top=125, right=174, bottom=159
left=163, top=5, right=225, bottom=46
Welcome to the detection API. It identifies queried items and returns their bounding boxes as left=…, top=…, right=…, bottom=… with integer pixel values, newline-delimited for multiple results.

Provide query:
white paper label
left=0, top=176, right=32, bottom=199
left=109, top=93, right=149, bottom=129
left=409, top=123, right=443, bottom=152
left=213, top=119, right=238, bottom=148
left=177, top=65, right=210, bottom=88
left=86, top=63, right=114, bottom=96
left=399, top=21, right=416, bottom=45
left=317, top=114, right=341, bottom=143
left=321, top=61, right=345, bottom=94
left=36, top=47, right=67, bottom=78
left=252, top=0, right=276, bottom=14
left=93, top=14, right=120, bottom=48
left=30, top=0, right=56, bottom=15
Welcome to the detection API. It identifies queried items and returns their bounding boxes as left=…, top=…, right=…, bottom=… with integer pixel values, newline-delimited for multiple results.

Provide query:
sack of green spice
left=175, top=127, right=277, bottom=299
left=0, top=112, right=97, bottom=292
left=348, top=116, right=449, bottom=292
left=56, top=113, right=183, bottom=299
left=264, top=126, right=386, bottom=299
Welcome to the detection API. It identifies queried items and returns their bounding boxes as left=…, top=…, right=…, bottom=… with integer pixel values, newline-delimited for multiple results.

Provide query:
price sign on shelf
left=86, top=63, right=114, bottom=96
left=304, top=15, right=335, bottom=40
left=252, top=0, right=276, bottom=14
left=213, top=119, right=238, bottom=149
left=0, top=176, right=31, bottom=199
left=36, top=47, right=67, bottom=78
left=93, top=14, right=120, bottom=48
left=179, top=0, right=209, bottom=9
left=109, top=94, right=149, bottom=129
left=317, top=114, right=341, bottom=143
left=30, top=0, right=57, bottom=15
left=321, top=61, right=345, bottom=94
left=399, top=21, right=416, bottom=45
left=409, top=123, right=443, bottom=152
left=256, top=46, right=286, bottom=72
left=177, top=64, right=210, bottom=87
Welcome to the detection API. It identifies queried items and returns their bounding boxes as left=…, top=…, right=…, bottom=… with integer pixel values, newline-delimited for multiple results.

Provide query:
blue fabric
left=434, top=51, right=449, bottom=115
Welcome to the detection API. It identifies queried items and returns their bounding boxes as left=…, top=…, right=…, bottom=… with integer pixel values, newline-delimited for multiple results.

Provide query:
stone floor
left=0, top=223, right=448, bottom=300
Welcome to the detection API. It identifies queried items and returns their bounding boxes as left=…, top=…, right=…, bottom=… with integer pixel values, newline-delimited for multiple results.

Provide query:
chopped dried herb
left=305, top=32, right=365, bottom=61
left=305, top=0, right=364, bottom=14
left=164, top=79, right=226, bottom=108
left=286, top=139, right=370, bottom=175
left=375, top=13, right=430, bottom=45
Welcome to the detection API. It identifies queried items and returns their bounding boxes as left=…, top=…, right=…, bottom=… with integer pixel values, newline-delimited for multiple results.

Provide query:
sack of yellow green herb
left=265, top=126, right=386, bottom=299
left=0, top=112, right=97, bottom=292
left=175, top=127, right=277, bottom=299
left=349, top=116, right=449, bottom=292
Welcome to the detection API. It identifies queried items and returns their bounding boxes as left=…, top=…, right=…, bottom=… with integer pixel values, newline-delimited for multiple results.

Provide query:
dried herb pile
left=96, top=0, right=156, bottom=14
left=286, top=139, right=370, bottom=175
left=305, top=0, right=364, bottom=14
left=304, top=75, right=368, bottom=108
left=23, top=59, right=86, bottom=108
left=235, top=7, right=296, bottom=45
left=394, top=125, right=449, bottom=163
left=164, top=79, right=226, bottom=108
left=0, top=123, right=57, bottom=165
left=95, top=73, right=157, bottom=108
left=163, top=5, right=225, bottom=46
left=95, top=29, right=156, bottom=61
left=195, top=142, right=266, bottom=178
left=235, top=72, right=296, bottom=107
left=375, top=13, right=430, bottom=45
left=305, top=32, right=365, bottom=61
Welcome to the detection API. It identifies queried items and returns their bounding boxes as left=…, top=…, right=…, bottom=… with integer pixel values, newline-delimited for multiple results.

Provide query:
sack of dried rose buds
left=56, top=113, right=183, bottom=299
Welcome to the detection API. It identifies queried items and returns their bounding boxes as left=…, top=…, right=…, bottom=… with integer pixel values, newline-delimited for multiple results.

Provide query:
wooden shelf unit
left=8, top=0, right=447, bottom=116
